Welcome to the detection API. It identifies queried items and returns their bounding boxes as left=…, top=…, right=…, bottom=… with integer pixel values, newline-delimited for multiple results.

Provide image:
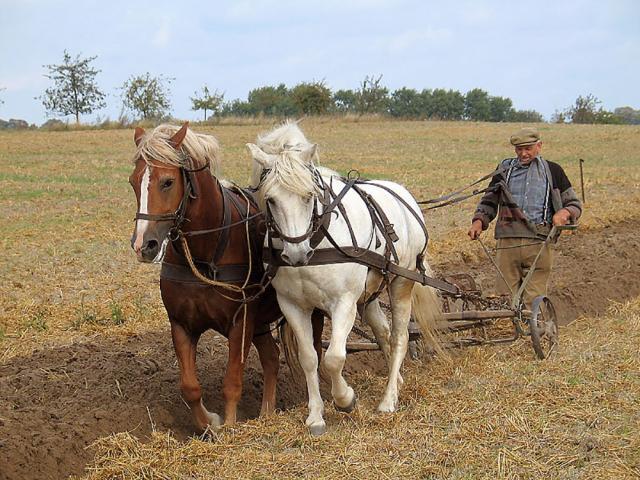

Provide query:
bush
left=291, top=81, right=333, bottom=115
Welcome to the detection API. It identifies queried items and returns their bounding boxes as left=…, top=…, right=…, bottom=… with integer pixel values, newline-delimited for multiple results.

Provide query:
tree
left=355, top=75, right=389, bottom=114
left=613, top=106, right=640, bottom=125
left=290, top=81, right=333, bottom=115
left=419, top=89, right=434, bottom=117
left=190, top=85, right=223, bottom=121
left=464, top=88, right=491, bottom=121
left=551, top=110, right=566, bottom=123
left=488, top=96, right=513, bottom=122
left=121, top=73, right=172, bottom=120
left=388, top=88, right=423, bottom=118
left=247, top=84, right=296, bottom=116
left=430, top=89, right=464, bottom=120
left=39, top=50, right=106, bottom=124
left=333, top=89, right=358, bottom=113
left=566, top=94, right=600, bottom=123
left=508, top=109, right=544, bottom=123
left=220, top=99, right=253, bottom=117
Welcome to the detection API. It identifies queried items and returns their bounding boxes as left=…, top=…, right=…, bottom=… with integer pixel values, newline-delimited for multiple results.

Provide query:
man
left=467, top=127, right=582, bottom=306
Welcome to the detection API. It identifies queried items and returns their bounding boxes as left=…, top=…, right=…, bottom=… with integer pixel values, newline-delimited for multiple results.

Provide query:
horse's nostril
left=142, top=239, right=159, bottom=258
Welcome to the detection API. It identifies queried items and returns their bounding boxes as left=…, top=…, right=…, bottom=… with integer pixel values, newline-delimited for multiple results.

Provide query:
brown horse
left=128, top=123, right=319, bottom=431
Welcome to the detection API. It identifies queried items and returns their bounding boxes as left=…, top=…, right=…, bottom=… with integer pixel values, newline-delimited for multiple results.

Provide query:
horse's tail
left=411, top=263, right=448, bottom=359
left=279, top=321, right=304, bottom=381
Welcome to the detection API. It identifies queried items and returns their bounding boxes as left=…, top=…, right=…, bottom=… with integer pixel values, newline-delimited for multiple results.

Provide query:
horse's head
left=247, top=142, right=320, bottom=267
left=129, top=124, right=191, bottom=263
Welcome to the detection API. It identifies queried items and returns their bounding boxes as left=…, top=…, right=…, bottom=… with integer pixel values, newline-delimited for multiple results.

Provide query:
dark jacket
left=472, top=157, right=582, bottom=240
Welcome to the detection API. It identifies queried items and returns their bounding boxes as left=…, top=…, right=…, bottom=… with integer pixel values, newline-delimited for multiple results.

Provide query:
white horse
left=246, top=122, right=442, bottom=435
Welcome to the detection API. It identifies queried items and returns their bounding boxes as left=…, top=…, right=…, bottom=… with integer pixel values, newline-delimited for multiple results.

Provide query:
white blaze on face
left=133, top=166, right=151, bottom=252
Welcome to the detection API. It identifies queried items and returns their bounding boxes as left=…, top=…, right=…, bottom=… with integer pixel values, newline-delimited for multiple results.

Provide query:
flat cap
left=510, top=127, right=541, bottom=146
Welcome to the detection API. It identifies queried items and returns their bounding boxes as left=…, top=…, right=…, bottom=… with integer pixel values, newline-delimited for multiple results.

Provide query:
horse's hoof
left=334, top=393, right=357, bottom=413
left=377, top=405, right=395, bottom=413
left=309, top=423, right=327, bottom=436
left=377, top=399, right=397, bottom=413
left=206, top=412, right=222, bottom=427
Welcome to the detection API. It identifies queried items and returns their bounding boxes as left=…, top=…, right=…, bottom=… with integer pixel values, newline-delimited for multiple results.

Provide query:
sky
left=1, top=0, right=639, bottom=125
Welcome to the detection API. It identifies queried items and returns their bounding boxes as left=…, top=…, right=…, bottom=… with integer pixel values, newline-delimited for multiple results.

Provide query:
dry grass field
left=83, top=300, right=640, bottom=479
left=1, top=118, right=639, bottom=479
left=1, top=119, right=638, bottom=346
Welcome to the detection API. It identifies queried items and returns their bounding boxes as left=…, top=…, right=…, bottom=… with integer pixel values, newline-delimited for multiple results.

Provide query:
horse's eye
left=161, top=179, right=174, bottom=190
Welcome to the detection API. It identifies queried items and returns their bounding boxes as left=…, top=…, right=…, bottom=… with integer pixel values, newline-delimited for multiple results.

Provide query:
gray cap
left=510, top=127, right=541, bottom=146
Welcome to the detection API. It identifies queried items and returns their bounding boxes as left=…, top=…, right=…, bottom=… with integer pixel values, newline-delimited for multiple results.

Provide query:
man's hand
left=552, top=209, right=572, bottom=226
left=468, top=219, right=484, bottom=240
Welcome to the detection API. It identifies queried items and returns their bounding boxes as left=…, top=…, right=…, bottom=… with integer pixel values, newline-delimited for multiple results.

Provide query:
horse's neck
left=187, top=172, right=224, bottom=231
left=319, top=175, right=374, bottom=246
left=166, top=173, right=225, bottom=263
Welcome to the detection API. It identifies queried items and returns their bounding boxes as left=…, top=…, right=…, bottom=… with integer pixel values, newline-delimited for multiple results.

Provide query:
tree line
left=220, top=75, right=544, bottom=123
left=17, top=51, right=640, bottom=126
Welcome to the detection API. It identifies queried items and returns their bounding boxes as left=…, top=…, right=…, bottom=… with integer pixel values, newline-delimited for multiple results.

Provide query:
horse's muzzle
left=136, top=239, right=159, bottom=263
left=281, top=248, right=315, bottom=267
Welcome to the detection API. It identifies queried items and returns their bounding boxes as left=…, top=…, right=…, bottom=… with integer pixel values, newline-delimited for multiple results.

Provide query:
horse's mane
left=256, top=120, right=310, bottom=154
left=132, top=124, right=222, bottom=178
left=250, top=121, right=338, bottom=200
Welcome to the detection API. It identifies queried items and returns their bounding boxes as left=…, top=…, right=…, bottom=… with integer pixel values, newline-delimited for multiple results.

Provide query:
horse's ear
left=134, top=127, right=145, bottom=147
left=302, top=143, right=318, bottom=163
left=169, top=122, right=189, bottom=149
left=246, top=143, right=274, bottom=168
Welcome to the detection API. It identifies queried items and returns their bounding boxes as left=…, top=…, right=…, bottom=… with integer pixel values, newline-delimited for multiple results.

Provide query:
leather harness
left=136, top=156, right=462, bottom=304
left=134, top=157, right=267, bottom=291
left=262, top=170, right=460, bottom=296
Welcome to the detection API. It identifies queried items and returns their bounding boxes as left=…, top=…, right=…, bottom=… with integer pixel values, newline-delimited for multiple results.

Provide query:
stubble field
left=0, top=119, right=639, bottom=479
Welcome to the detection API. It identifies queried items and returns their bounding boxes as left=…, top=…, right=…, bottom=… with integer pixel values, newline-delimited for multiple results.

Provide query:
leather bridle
left=133, top=158, right=210, bottom=240
left=262, top=167, right=354, bottom=250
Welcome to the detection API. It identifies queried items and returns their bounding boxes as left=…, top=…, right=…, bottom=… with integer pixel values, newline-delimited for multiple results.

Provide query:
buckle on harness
left=168, top=228, right=180, bottom=242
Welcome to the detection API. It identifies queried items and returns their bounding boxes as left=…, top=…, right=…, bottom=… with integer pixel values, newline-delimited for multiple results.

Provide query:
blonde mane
left=250, top=121, right=339, bottom=201
left=256, top=120, right=311, bottom=155
left=132, top=124, right=222, bottom=177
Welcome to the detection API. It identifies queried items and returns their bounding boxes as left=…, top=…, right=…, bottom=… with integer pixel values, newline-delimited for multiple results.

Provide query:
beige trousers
left=495, top=238, right=554, bottom=308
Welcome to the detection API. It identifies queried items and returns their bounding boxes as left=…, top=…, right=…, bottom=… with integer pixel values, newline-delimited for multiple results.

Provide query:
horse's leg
left=252, top=329, right=280, bottom=417
left=311, top=309, right=324, bottom=365
left=363, top=299, right=403, bottom=386
left=279, top=299, right=325, bottom=435
left=378, top=277, right=414, bottom=413
left=363, top=299, right=391, bottom=362
left=323, top=299, right=358, bottom=412
left=170, top=321, right=221, bottom=430
left=222, top=314, right=255, bottom=425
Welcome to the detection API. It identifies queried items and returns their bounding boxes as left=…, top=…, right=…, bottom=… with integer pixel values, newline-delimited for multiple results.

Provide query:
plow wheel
left=528, top=296, right=558, bottom=360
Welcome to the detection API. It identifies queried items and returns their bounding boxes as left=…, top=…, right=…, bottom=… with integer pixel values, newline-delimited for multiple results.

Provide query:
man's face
left=515, top=142, right=542, bottom=165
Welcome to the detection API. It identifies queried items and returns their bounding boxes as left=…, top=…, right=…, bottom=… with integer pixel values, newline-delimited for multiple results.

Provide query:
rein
left=417, top=164, right=506, bottom=210
left=134, top=155, right=269, bottom=298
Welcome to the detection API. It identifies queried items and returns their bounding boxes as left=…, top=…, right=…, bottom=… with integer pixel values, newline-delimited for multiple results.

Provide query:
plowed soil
left=1, top=221, right=639, bottom=480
